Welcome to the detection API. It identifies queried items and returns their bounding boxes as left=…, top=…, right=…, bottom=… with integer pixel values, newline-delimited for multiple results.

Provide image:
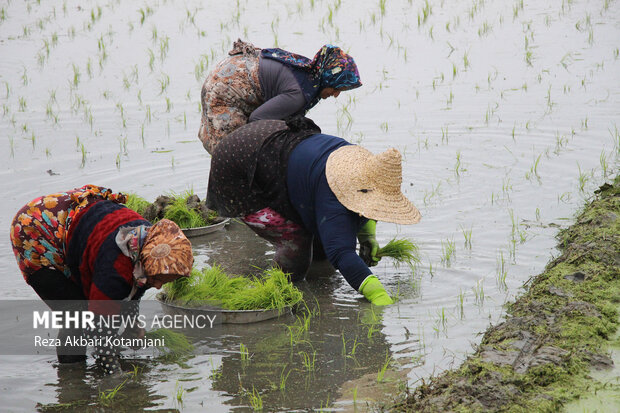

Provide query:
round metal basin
left=181, top=218, right=230, bottom=238
left=157, top=294, right=292, bottom=324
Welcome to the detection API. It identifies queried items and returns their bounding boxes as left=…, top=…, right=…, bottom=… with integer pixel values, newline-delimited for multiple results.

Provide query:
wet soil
left=391, top=176, right=620, bottom=412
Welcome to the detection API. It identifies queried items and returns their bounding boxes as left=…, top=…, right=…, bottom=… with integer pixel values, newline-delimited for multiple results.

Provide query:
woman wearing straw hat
left=206, top=118, right=421, bottom=305
left=9, top=185, right=194, bottom=374
left=198, top=39, right=362, bottom=154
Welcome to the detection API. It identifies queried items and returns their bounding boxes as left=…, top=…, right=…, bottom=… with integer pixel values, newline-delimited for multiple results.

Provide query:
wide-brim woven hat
left=141, top=219, right=193, bottom=277
left=325, top=146, right=421, bottom=225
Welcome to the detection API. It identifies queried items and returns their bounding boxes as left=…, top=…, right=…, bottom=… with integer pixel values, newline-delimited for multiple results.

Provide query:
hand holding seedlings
left=206, top=119, right=420, bottom=306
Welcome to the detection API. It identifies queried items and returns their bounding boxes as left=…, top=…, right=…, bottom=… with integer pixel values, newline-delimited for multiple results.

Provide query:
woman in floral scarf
left=10, top=184, right=193, bottom=374
left=198, top=39, right=362, bottom=153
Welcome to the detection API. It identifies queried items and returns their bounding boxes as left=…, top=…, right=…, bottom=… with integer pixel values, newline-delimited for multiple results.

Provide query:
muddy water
left=0, top=0, right=618, bottom=411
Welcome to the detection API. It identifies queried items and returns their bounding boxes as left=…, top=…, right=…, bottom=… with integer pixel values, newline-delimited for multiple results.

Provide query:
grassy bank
left=392, top=176, right=620, bottom=412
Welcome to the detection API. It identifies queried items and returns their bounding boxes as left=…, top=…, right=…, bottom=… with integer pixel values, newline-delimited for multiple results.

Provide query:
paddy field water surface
left=0, top=0, right=618, bottom=411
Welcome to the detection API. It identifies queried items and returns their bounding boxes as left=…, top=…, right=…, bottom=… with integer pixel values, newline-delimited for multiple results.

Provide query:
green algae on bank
left=391, top=176, right=620, bottom=412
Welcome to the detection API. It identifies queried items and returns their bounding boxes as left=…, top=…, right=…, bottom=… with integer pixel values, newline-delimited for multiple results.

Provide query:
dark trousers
left=28, top=268, right=88, bottom=363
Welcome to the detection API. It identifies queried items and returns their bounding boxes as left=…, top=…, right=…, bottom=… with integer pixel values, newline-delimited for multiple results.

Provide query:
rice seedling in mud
left=577, top=163, right=591, bottom=193
left=79, top=143, right=87, bottom=168
left=610, top=123, right=620, bottom=152
left=440, top=238, right=455, bottom=266
left=240, top=343, right=251, bottom=364
left=376, top=238, right=420, bottom=268
left=163, top=265, right=303, bottom=311
left=376, top=351, right=392, bottom=383
left=129, top=364, right=142, bottom=379
left=174, top=381, right=185, bottom=404
left=456, top=289, right=465, bottom=319
left=473, top=278, right=485, bottom=306
left=247, top=386, right=263, bottom=411
left=496, top=250, right=508, bottom=291
left=554, top=131, right=569, bottom=154
left=525, top=153, right=542, bottom=181
left=98, top=377, right=129, bottom=407
left=278, top=365, right=292, bottom=391
left=299, top=350, right=317, bottom=372
left=454, top=150, right=464, bottom=177
left=71, top=63, right=80, bottom=88
left=209, top=357, right=223, bottom=380
left=435, top=307, right=448, bottom=334
left=460, top=225, right=472, bottom=249
left=147, top=48, right=155, bottom=71
left=159, top=73, right=170, bottom=94
left=599, top=150, right=609, bottom=178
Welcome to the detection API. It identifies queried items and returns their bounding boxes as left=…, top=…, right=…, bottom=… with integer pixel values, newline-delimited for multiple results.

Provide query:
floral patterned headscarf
left=115, top=224, right=150, bottom=299
left=261, top=44, right=362, bottom=111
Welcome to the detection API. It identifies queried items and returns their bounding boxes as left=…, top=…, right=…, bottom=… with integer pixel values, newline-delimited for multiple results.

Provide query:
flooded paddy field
left=0, top=0, right=618, bottom=411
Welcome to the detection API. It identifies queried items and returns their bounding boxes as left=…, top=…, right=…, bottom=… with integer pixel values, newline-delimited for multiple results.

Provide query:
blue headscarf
left=261, top=45, right=362, bottom=111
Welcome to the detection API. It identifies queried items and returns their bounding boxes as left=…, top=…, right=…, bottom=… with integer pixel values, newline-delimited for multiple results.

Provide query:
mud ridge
left=391, top=176, right=620, bottom=412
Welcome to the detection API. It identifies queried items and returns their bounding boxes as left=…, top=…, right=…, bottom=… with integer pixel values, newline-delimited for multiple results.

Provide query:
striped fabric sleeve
left=66, top=201, right=149, bottom=373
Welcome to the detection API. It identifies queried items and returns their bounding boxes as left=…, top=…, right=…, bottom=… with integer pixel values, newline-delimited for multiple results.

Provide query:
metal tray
left=181, top=218, right=230, bottom=238
left=157, top=294, right=292, bottom=324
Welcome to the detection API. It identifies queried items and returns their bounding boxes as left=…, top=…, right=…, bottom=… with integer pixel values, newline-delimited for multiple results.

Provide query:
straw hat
left=141, top=219, right=193, bottom=277
left=325, top=146, right=421, bottom=225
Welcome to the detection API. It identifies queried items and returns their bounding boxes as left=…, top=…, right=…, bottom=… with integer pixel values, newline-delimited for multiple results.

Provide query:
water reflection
left=39, top=359, right=168, bottom=412
left=208, top=286, right=394, bottom=411
left=187, top=223, right=399, bottom=411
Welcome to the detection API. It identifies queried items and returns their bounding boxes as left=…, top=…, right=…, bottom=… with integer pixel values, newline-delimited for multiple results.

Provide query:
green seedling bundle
left=163, top=266, right=303, bottom=311
left=162, top=194, right=208, bottom=229
left=125, top=190, right=218, bottom=229
left=144, top=327, right=194, bottom=357
left=125, top=193, right=150, bottom=216
left=377, top=238, right=420, bottom=268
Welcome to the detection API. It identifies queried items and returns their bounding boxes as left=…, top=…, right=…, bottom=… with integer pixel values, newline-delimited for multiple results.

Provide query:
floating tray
left=157, top=293, right=292, bottom=324
left=181, top=218, right=230, bottom=238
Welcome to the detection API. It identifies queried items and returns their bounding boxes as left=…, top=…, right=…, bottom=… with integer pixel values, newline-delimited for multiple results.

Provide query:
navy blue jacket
left=287, top=134, right=371, bottom=291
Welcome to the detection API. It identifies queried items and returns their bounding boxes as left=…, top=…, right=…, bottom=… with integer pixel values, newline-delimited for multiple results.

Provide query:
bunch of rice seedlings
left=164, top=265, right=303, bottom=310
left=124, top=189, right=219, bottom=228
left=225, top=267, right=303, bottom=310
left=162, top=191, right=207, bottom=229
left=125, top=193, right=151, bottom=216
left=377, top=238, right=420, bottom=268
left=165, top=265, right=250, bottom=305
left=145, top=328, right=194, bottom=357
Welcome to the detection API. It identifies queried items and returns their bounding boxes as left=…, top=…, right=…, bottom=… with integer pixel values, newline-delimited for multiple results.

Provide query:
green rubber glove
left=359, top=275, right=394, bottom=306
left=357, top=219, right=380, bottom=267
